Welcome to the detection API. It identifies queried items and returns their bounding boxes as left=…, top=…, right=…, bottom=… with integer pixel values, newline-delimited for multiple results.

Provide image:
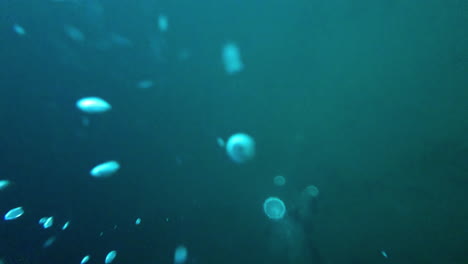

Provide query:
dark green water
left=0, top=0, right=467, bottom=263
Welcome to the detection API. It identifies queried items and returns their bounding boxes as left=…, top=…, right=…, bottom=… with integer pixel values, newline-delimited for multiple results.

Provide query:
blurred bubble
left=273, top=175, right=286, bottom=186
left=105, top=251, right=117, bottom=264
left=304, top=185, right=319, bottom=198
left=222, top=42, right=244, bottom=75
left=4, top=207, right=24, bottom=221
left=226, top=133, right=255, bottom=163
left=174, top=245, right=188, bottom=264
left=158, top=14, right=169, bottom=32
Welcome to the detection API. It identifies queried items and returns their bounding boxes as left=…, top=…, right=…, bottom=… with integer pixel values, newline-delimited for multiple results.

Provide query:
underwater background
left=0, top=0, right=467, bottom=263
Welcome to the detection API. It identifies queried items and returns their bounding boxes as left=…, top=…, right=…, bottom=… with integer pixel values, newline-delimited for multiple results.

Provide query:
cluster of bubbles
left=2, top=7, right=331, bottom=263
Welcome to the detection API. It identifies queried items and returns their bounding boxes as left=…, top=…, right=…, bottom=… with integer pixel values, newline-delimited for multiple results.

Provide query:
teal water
left=0, top=0, right=466, bottom=263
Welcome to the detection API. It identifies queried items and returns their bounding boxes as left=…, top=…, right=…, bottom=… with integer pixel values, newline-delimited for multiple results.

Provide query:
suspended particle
left=263, top=197, right=286, bottom=220
left=226, top=133, right=255, bottom=163
left=4, top=207, right=24, bottom=221
left=105, top=251, right=117, bottom=264
left=273, top=175, right=286, bottom=186
left=81, top=255, right=90, bottom=264
left=222, top=42, right=244, bottom=75
left=135, top=218, right=141, bottom=225
left=381, top=250, right=388, bottom=258
left=39, top=217, right=47, bottom=224
left=90, top=161, right=120, bottom=178
left=174, top=245, right=188, bottom=264
left=76, top=97, right=111, bottom=114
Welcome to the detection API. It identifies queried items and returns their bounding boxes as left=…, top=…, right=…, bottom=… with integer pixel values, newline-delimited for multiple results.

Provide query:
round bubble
left=273, top=175, right=286, bottom=186
left=304, top=185, right=319, bottom=197
left=263, top=197, right=286, bottom=220
left=226, top=133, right=255, bottom=163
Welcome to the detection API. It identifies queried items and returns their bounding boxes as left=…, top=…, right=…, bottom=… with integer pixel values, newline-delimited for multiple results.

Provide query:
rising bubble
left=0, top=180, right=11, bottom=191
left=62, top=221, right=70, bottom=230
left=13, top=24, right=26, bottom=36
left=43, top=216, right=54, bottom=229
left=76, top=97, right=111, bottom=114
left=105, top=251, right=117, bottom=264
left=304, top=185, right=319, bottom=198
left=158, top=15, right=169, bottom=32
left=273, top=175, right=286, bottom=186
left=263, top=197, right=286, bottom=220
left=81, top=255, right=90, bottom=264
left=4, top=207, right=24, bottom=221
left=226, top=133, right=255, bottom=163
left=90, top=161, right=120, bottom=178
left=222, top=42, right=244, bottom=75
